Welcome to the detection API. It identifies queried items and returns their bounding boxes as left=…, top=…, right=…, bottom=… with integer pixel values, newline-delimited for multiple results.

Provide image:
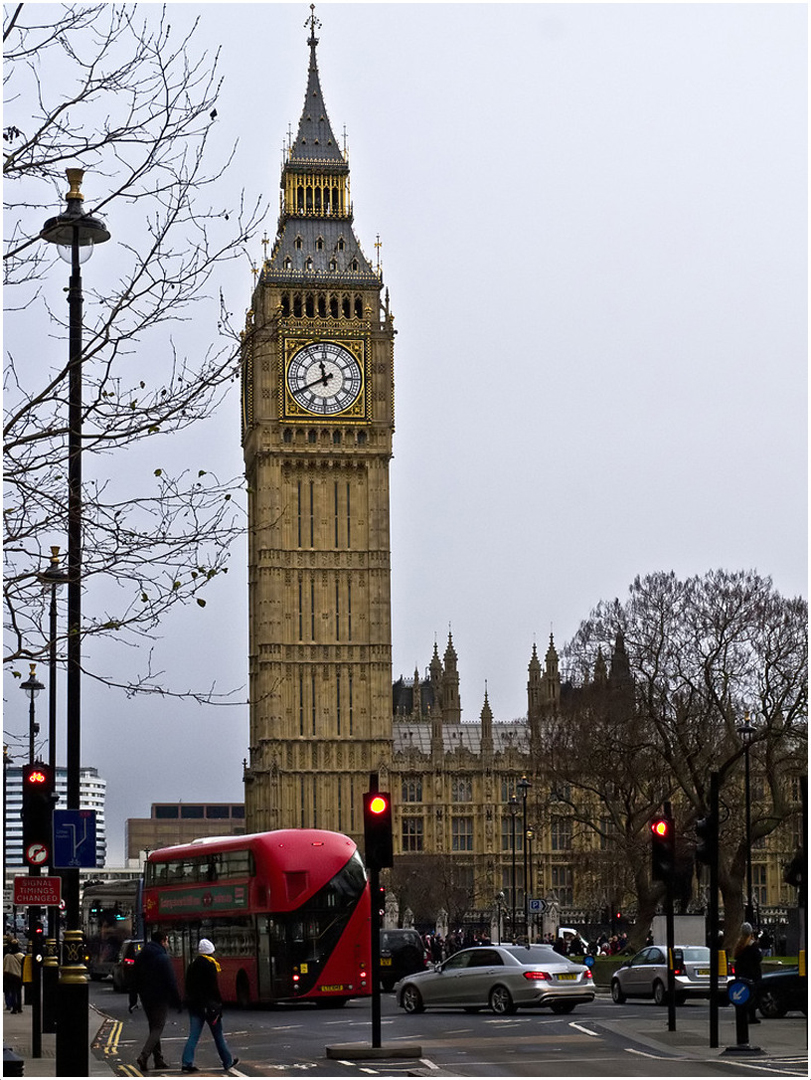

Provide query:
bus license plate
left=381, top=958, right=392, bottom=966
left=696, top=968, right=709, bottom=976
left=320, top=985, right=345, bottom=992
left=557, top=973, right=577, bottom=980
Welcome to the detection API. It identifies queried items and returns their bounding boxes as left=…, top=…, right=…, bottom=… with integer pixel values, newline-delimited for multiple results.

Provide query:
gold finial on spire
left=306, top=3, right=321, bottom=41
left=374, top=234, right=382, bottom=273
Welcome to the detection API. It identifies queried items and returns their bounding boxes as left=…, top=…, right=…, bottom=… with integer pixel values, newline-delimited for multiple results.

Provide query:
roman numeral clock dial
left=285, top=342, right=364, bottom=417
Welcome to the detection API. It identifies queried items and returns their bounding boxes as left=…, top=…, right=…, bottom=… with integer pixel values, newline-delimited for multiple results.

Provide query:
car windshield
left=681, top=947, right=710, bottom=962
left=503, top=945, right=565, bottom=964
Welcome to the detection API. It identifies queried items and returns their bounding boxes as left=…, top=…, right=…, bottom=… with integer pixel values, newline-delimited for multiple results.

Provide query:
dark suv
left=379, top=929, right=427, bottom=992
left=112, top=938, right=144, bottom=992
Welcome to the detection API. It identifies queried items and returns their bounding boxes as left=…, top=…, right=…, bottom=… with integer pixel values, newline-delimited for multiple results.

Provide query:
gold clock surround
left=281, top=333, right=368, bottom=421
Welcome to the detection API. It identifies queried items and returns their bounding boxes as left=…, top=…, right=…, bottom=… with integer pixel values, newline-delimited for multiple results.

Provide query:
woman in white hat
left=181, top=939, right=239, bottom=1073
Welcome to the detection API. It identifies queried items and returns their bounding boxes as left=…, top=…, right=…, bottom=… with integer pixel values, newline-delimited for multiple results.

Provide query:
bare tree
left=4, top=5, right=265, bottom=696
left=558, top=569, right=807, bottom=943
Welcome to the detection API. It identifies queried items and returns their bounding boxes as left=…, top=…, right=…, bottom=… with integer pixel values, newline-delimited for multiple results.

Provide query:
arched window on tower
left=330, top=295, right=339, bottom=318
left=293, top=293, right=303, bottom=317
left=314, top=187, right=322, bottom=211
left=306, top=186, right=313, bottom=211
left=317, top=294, right=326, bottom=317
left=342, top=296, right=351, bottom=319
left=354, top=296, right=363, bottom=319
left=297, top=186, right=304, bottom=211
left=295, top=236, right=303, bottom=250
left=305, top=293, right=315, bottom=317
left=281, top=293, right=291, bottom=316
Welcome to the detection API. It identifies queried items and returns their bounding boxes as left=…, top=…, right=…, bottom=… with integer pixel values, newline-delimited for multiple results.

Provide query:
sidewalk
left=598, top=1004, right=808, bottom=1061
left=2, top=1004, right=116, bottom=1077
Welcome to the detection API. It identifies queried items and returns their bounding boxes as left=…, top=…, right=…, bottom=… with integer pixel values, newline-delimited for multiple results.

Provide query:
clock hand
left=297, top=370, right=334, bottom=392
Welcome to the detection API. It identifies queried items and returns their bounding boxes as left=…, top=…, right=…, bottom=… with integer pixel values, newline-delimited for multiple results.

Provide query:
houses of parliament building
left=240, top=13, right=798, bottom=929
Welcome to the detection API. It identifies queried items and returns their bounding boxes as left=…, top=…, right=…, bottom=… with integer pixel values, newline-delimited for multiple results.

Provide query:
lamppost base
left=55, top=930, right=89, bottom=1076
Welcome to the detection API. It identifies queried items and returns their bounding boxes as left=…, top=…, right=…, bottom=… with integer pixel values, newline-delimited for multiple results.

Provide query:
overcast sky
left=4, top=3, right=807, bottom=865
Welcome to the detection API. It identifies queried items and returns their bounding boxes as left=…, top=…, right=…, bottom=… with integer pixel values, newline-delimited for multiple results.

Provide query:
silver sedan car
left=611, top=945, right=712, bottom=1005
left=395, top=944, right=595, bottom=1015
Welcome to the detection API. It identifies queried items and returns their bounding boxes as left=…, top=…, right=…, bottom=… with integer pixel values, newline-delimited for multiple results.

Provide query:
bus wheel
left=235, top=971, right=251, bottom=1009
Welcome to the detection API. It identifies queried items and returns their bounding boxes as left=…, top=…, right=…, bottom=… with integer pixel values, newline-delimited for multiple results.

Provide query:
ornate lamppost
left=526, top=826, right=535, bottom=941
left=508, top=794, right=518, bottom=941
left=517, top=775, right=531, bottom=938
left=20, top=665, right=45, bottom=765
left=41, top=167, right=111, bottom=1078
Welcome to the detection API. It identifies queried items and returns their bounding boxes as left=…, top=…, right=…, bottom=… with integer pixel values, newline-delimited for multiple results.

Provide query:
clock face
left=286, top=342, right=363, bottom=416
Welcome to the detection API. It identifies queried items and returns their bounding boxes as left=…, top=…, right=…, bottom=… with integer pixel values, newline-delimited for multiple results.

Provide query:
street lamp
left=737, top=712, right=756, bottom=926
left=41, top=167, right=111, bottom=1078
left=526, top=826, right=535, bottom=941
left=517, top=775, right=531, bottom=938
left=508, top=794, right=518, bottom=940
left=20, top=664, right=45, bottom=764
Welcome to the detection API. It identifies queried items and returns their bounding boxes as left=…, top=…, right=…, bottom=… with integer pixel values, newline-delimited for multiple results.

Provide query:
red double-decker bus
left=143, top=829, right=371, bottom=1007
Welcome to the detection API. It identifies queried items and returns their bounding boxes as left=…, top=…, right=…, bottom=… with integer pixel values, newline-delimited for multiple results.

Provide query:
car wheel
left=489, top=985, right=517, bottom=1015
left=653, top=980, right=666, bottom=1006
left=401, top=985, right=425, bottom=1014
left=758, top=990, right=787, bottom=1019
left=611, top=979, right=627, bottom=1004
left=550, top=1001, right=576, bottom=1014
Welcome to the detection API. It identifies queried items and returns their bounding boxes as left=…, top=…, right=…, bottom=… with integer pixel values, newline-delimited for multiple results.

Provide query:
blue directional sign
left=728, top=979, right=751, bottom=1006
left=53, top=809, right=97, bottom=868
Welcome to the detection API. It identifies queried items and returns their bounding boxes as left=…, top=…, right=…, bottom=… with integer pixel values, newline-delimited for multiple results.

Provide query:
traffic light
left=695, top=813, right=717, bottom=867
left=783, top=848, right=805, bottom=888
left=22, top=761, right=56, bottom=866
left=363, top=791, right=393, bottom=870
left=650, top=815, right=675, bottom=882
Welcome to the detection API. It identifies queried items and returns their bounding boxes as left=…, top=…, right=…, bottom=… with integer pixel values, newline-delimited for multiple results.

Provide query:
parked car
left=611, top=945, right=714, bottom=1005
left=757, top=967, right=807, bottom=1019
left=379, top=929, right=427, bottom=992
left=111, top=938, right=144, bottom=992
left=395, top=943, right=594, bottom=1015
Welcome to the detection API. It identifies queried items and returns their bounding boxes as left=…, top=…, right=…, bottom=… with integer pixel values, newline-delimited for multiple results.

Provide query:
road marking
left=625, top=1047, right=667, bottom=1059
left=420, top=1059, right=441, bottom=1071
left=568, top=1021, right=600, bottom=1037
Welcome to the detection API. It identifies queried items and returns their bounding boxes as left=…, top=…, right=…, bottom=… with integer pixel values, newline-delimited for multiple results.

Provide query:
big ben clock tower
left=241, top=10, right=395, bottom=844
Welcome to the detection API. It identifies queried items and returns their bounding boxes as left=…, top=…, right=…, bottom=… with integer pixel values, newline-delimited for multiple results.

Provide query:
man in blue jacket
left=129, top=931, right=182, bottom=1072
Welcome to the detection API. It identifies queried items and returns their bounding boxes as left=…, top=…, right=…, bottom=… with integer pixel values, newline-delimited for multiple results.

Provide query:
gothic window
left=451, top=816, right=474, bottom=852
left=281, top=293, right=291, bottom=316
left=295, top=236, right=303, bottom=250
left=351, top=259, right=358, bottom=271
left=297, top=186, right=304, bottom=211
left=402, top=778, right=423, bottom=802
left=315, top=187, right=322, bottom=211
left=305, top=258, right=313, bottom=272
left=354, top=296, right=363, bottom=319
left=329, top=259, right=337, bottom=273
left=452, top=777, right=472, bottom=802
left=357, top=431, right=367, bottom=446
left=318, top=294, right=326, bottom=317
left=332, top=430, right=341, bottom=445
left=332, top=188, right=339, bottom=213
left=283, top=257, right=292, bottom=271
left=342, top=296, right=350, bottom=319
left=283, top=429, right=293, bottom=444
left=551, top=866, right=573, bottom=906
left=293, top=294, right=303, bottom=317
left=316, top=237, right=324, bottom=250
left=308, top=430, right=317, bottom=444
left=402, top=817, right=423, bottom=853
left=329, top=294, right=338, bottom=316
left=337, top=237, right=345, bottom=251
left=501, top=818, right=524, bottom=853
left=551, top=816, right=572, bottom=851
left=305, top=293, right=314, bottom=316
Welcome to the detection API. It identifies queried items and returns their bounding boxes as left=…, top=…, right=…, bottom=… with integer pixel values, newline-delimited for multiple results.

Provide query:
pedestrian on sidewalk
left=3, top=939, right=25, bottom=1013
left=181, top=939, right=239, bottom=1074
left=733, top=922, right=763, bottom=1024
left=129, top=930, right=182, bottom=1072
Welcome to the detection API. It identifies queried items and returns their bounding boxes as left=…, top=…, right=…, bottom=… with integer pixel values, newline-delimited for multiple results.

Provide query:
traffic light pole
left=708, top=771, right=720, bottom=1048
left=664, top=802, right=676, bottom=1033
left=370, top=863, right=381, bottom=1049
